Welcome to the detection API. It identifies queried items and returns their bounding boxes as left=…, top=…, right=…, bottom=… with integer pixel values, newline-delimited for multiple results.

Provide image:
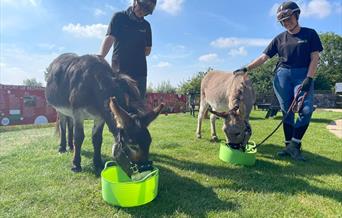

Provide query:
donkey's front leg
left=92, top=119, right=105, bottom=171
left=196, top=102, right=208, bottom=139
left=210, top=114, right=219, bottom=142
left=72, top=121, right=84, bottom=172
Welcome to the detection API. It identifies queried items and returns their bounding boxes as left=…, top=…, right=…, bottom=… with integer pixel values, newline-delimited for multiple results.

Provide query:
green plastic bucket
left=101, top=161, right=159, bottom=207
left=219, top=141, right=257, bottom=166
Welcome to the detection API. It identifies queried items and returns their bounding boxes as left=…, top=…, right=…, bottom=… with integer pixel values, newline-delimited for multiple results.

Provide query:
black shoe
left=277, top=142, right=290, bottom=157
left=285, top=141, right=306, bottom=161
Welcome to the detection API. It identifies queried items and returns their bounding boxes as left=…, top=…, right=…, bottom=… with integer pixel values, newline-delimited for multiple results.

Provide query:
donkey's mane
left=114, top=73, right=145, bottom=114
left=230, top=74, right=247, bottom=111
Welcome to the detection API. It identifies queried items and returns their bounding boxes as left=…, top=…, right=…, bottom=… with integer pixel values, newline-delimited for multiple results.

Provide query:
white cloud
left=270, top=0, right=333, bottom=19
left=198, top=53, right=219, bottom=62
left=62, top=23, right=107, bottom=39
left=0, top=44, right=59, bottom=85
left=228, top=47, right=248, bottom=57
left=37, top=43, right=65, bottom=52
left=300, top=0, right=332, bottom=18
left=94, top=8, right=106, bottom=17
left=159, top=0, right=184, bottom=15
left=211, top=37, right=271, bottom=48
left=155, top=61, right=171, bottom=68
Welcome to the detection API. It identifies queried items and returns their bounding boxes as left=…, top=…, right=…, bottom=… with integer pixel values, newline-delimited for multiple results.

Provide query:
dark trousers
left=111, top=62, right=147, bottom=99
left=133, top=75, right=147, bottom=98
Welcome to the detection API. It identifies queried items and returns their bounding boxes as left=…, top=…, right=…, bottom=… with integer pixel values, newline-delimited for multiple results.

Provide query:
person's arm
left=145, top=47, right=151, bottom=56
left=306, top=51, right=320, bottom=78
left=234, top=53, right=270, bottom=74
left=300, top=51, right=320, bottom=91
left=98, top=35, right=115, bottom=58
left=246, top=53, right=270, bottom=71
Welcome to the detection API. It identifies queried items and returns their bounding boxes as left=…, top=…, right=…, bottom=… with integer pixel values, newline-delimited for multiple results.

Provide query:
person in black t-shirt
left=98, top=0, right=157, bottom=98
left=234, top=1, right=323, bottom=161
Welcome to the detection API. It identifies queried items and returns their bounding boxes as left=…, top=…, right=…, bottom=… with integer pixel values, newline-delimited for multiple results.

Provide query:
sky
left=1, top=0, right=341, bottom=88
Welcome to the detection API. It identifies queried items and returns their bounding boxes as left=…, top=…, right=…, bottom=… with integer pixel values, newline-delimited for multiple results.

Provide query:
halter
left=227, top=120, right=252, bottom=151
left=208, top=106, right=252, bottom=151
left=114, top=129, right=153, bottom=177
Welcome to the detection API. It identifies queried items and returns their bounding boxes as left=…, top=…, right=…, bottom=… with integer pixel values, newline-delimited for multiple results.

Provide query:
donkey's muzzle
left=112, top=142, right=153, bottom=177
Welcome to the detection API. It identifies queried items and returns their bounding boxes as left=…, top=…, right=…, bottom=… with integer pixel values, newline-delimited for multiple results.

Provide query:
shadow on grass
left=120, top=165, right=238, bottom=217
left=150, top=152, right=342, bottom=204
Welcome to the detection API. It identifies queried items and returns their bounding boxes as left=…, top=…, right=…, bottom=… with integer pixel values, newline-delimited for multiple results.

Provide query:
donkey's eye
left=235, top=133, right=240, bottom=136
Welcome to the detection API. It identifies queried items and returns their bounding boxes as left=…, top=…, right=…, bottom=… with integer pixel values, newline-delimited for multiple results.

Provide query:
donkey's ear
left=140, top=103, right=164, bottom=127
left=109, top=97, right=132, bottom=128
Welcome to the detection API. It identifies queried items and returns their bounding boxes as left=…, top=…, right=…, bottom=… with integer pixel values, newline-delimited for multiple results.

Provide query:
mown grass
left=1, top=110, right=341, bottom=218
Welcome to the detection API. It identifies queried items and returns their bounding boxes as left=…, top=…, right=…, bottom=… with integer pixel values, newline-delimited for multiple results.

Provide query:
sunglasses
left=277, top=8, right=299, bottom=22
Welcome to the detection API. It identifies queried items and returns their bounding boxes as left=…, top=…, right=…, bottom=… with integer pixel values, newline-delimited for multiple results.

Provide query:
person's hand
left=233, top=67, right=248, bottom=75
left=301, top=77, right=313, bottom=92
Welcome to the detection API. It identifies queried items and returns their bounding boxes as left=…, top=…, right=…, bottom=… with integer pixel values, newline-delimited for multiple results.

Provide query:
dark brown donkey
left=45, top=53, right=163, bottom=173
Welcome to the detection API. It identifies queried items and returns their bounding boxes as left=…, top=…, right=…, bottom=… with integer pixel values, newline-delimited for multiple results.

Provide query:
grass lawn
left=1, top=110, right=341, bottom=218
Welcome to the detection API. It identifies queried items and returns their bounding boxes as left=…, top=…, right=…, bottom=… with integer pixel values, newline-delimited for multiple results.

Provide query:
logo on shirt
left=297, top=40, right=308, bottom=44
left=139, top=29, right=146, bottom=33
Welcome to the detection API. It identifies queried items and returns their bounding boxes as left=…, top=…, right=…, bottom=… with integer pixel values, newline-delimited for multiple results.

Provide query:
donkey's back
left=200, top=71, right=236, bottom=112
left=45, top=53, right=116, bottom=113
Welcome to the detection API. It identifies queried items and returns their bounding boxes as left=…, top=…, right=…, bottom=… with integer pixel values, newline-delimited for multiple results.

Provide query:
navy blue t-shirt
left=106, top=7, right=152, bottom=77
left=263, top=27, right=323, bottom=69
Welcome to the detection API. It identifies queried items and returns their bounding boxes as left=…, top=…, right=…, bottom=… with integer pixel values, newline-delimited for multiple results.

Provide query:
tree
left=178, top=67, right=213, bottom=94
left=23, top=78, right=43, bottom=87
left=248, top=57, right=278, bottom=97
left=155, top=80, right=177, bottom=93
left=316, top=32, right=342, bottom=90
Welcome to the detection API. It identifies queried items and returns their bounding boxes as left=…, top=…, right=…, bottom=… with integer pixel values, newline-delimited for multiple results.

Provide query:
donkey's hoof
left=196, top=134, right=202, bottom=139
left=58, top=147, right=67, bottom=153
left=210, top=136, right=219, bottom=142
left=71, top=166, right=82, bottom=173
left=94, top=161, right=104, bottom=171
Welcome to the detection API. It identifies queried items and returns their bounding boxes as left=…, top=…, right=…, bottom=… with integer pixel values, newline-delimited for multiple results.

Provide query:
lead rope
left=255, top=87, right=307, bottom=148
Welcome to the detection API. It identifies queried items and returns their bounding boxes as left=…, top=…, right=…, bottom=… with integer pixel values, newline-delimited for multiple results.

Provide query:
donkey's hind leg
left=58, top=113, right=68, bottom=153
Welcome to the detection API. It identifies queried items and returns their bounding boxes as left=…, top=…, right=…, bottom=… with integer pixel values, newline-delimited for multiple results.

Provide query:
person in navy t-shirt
left=98, top=0, right=157, bottom=98
left=234, top=1, right=323, bottom=161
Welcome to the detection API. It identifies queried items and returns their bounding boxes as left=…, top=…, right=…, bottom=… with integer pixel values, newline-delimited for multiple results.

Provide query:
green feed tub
left=219, top=141, right=257, bottom=166
left=101, top=161, right=159, bottom=207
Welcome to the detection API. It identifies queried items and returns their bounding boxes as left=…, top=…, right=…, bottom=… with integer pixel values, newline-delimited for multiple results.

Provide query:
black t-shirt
left=106, top=7, right=152, bottom=77
left=263, top=27, right=323, bottom=69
